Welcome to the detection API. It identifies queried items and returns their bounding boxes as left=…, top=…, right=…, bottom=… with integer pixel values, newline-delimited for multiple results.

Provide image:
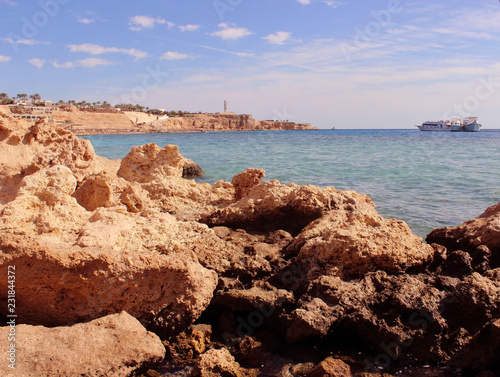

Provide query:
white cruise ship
left=416, top=117, right=482, bottom=132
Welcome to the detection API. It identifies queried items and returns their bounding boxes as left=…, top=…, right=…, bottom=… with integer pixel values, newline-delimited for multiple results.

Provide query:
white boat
left=416, top=120, right=452, bottom=132
left=416, top=117, right=482, bottom=132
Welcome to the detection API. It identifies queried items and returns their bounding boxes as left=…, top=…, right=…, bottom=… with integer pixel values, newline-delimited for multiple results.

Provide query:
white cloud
left=128, top=15, right=173, bottom=31
left=77, top=17, right=95, bottom=24
left=160, top=51, right=192, bottom=60
left=297, top=0, right=310, bottom=4
left=68, top=43, right=147, bottom=60
left=28, top=58, right=45, bottom=68
left=324, top=1, right=343, bottom=7
left=52, top=58, right=115, bottom=69
left=209, top=23, right=253, bottom=40
left=1, top=38, right=50, bottom=46
left=179, top=24, right=201, bottom=32
left=0, top=55, right=11, bottom=63
left=263, top=31, right=291, bottom=45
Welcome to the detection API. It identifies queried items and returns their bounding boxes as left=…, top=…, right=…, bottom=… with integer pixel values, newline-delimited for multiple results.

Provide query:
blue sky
left=1, top=0, right=500, bottom=129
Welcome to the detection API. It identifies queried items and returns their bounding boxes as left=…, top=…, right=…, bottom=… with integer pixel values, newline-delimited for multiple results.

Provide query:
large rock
left=427, top=201, right=500, bottom=268
left=117, top=143, right=203, bottom=182
left=0, top=165, right=218, bottom=335
left=232, top=168, right=265, bottom=200
left=0, top=311, right=165, bottom=377
left=289, top=209, right=434, bottom=278
left=0, top=117, right=115, bottom=205
left=201, top=180, right=375, bottom=235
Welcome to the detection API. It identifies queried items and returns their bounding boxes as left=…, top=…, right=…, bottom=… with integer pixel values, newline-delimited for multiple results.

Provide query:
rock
left=449, top=319, right=500, bottom=370
left=164, top=324, right=213, bottom=366
left=191, top=348, right=244, bottom=377
left=0, top=312, right=165, bottom=377
left=73, top=170, right=151, bottom=212
left=0, top=117, right=115, bottom=205
left=289, top=209, right=434, bottom=278
left=232, top=168, right=265, bottom=200
left=118, top=143, right=202, bottom=182
left=427, top=201, right=500, bottom=268
left=202, top=180, right=375, bottom=235
left=0, top=166, right=219, bottom=334
left=306, top=357, right=352, bottom=377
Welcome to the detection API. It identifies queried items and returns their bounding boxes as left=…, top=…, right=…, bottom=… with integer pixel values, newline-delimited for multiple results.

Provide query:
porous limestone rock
left=427, top=201, right=500, bottom=268
left=232, top=168, right=265, bottom=200
left=0, top=117, right=115, bottom=205
left=0, top=165, right=219, bottom=334
left=117, top=143, right=203, bottom=182
left=289, top=209, right=434, bottom=278
left=191, top=348, right=244, bottom=377
left=0, top=311, right=165, bottom=377
left=306, top=357, right=352, bottom=377
left=202, top=180, right=375, bottom=235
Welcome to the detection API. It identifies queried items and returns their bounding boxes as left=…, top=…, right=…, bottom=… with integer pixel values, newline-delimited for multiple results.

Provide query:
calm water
left=83, top=129, right=500, bottom=238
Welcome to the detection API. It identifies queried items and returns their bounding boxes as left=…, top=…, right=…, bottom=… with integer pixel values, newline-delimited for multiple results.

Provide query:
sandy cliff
left=49, top=110, right=317, bottom=135
left=0, top=114, right=498, bottom=377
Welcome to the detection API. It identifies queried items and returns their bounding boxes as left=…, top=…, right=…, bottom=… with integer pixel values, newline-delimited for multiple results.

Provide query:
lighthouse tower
left=224, top=100, right=228, bottom=113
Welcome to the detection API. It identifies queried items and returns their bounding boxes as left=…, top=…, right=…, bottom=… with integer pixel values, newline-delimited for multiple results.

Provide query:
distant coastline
left=0, top=104, right=317, bottom=135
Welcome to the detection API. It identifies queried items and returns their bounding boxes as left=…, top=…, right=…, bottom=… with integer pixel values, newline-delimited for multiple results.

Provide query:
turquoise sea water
left=83, top=129, right=500, bottom=238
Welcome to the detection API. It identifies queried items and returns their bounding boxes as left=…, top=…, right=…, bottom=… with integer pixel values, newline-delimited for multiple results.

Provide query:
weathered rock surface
left=306, top=357, right=352, bottom=377
left=427, top=201, right=500, bottom=268
left=232, top=168, right=265, bottom=200
left=191, top=348, right=244, bottom=377
left=118, top=143, right=203, bottom=181
left=1, top=115, right=499, bottom=376
left=0, top=311, right=165, bottom=377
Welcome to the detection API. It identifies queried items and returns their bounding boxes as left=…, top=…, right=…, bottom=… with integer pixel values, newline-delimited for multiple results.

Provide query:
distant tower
left=224, top=100, right=227, bottom=113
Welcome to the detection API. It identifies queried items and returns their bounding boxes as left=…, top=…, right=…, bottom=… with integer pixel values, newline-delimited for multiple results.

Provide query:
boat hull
left=464, top=123, right=481, bottom=132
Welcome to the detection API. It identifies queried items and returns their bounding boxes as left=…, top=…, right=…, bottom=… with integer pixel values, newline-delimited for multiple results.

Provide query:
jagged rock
left=73, top=170, right=151, bottom=212
left=201, top=180, right=375, bottom=235
left=427, top=201, right=500, bottom=268
left=191, top=348, right=244, bottom=377
left=306, top=357, right=352, bottom=377
left=0, top=312, right=165, bottom=377
left=289, top=208, right=434, bottom=278
left=0, top=117, right=115, bottom=205
left=164, top=324, right=212, bottom=366
left=117, top=143, right=203, bottom=182
left=0, top=167, right=219, bottom=334
left=232, top=168, right=265, bottom=200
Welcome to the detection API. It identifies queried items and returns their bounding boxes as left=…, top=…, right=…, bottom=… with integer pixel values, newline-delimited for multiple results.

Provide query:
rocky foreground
left=0, top=115, right=499, bottom=377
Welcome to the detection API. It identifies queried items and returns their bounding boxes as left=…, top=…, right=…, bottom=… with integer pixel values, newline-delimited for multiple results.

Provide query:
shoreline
left=0, top=115, right=499, bottom=376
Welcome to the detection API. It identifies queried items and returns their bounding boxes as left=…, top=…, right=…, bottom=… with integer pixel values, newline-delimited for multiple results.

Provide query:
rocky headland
left=0, top=105, right=317, bottom=135
left=0, top=113, right=499, bottom=377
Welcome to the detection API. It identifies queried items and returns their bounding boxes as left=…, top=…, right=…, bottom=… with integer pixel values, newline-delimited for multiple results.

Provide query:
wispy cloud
left=28, top=58, right=45, bottom=68
left=0, top=0, right=17, bottom=6
left=68, top=43, right=147, bottom=60
left=208, top=23, right=253, bottom=40
left=77, top=17, right=95, bottom=24
left=0, top=55, right=11, bottom=63
left=0, top=37, right=50, bottom=46
left=159, top=51, right=193, bottom=60
left=296, top=0, right=310, bottom=4
left=52, top=58, right=115, bottom=69
left=178, top=24, right=200, bottom=32
left=263, top=31, right=291, bottom=45
left=128, top=15, right=174, bottom=31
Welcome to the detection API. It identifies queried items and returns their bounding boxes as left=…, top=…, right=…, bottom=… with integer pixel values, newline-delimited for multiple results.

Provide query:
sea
left=83, top=129, right=500, bottom=238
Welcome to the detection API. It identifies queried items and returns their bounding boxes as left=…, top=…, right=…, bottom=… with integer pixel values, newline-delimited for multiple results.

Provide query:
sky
left=1, top=0, right=500, bottom=129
